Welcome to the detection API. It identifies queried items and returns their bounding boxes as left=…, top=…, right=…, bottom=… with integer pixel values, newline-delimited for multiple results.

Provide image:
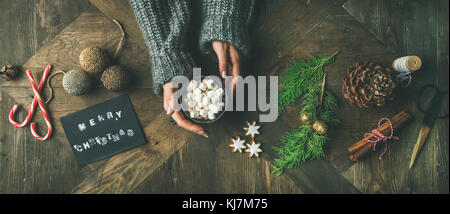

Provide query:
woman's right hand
left=163, top=82, right=209, bottom=138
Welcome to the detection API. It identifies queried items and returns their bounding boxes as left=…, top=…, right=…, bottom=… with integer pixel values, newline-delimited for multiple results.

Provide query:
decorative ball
left=101, top=65, right=130, bottom=91
left=312, top=120, right=328, bottom=135
left=62, top=69, right=91, bottom=95
left=79, top=47, right=111, bottom=75
left=300, top=112, right=312, bottom=125
left=0, top=64, right=19, bottom=81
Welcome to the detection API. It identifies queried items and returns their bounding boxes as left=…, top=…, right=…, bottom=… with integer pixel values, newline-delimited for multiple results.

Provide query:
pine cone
left=342, top=62, right=395, bottom=108
left=1, top=64, right=19, bottom=81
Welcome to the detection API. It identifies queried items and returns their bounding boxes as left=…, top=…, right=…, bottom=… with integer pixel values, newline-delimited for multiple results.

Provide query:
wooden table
left=0, top=0, right=448, bottom=194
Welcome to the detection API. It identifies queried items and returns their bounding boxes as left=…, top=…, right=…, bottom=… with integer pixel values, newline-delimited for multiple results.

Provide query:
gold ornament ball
left=101, top=65, right=130, bottom=91
left=300, top=112, right=312, bottom=125
left=79, top=47, right=111, bottom=75
left=312, top=120, right=328, bottom=135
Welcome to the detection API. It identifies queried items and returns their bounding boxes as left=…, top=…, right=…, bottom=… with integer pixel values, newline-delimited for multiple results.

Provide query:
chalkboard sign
left=60, top=94, right=147, bottom=166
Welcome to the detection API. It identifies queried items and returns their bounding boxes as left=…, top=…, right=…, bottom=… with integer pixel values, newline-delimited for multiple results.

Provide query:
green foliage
left=273, top=54, right=340, bottom=176
left=278, top=55, right=335, bottom=115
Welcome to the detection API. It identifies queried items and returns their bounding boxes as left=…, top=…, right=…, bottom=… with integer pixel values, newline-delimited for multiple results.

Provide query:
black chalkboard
left=60, top=94, right=147, bottom=166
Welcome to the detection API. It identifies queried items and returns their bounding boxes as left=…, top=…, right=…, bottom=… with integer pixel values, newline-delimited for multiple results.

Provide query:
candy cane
left=9, top=65, right=51, bottom=127
left=25, top=70, right=53, bottom=141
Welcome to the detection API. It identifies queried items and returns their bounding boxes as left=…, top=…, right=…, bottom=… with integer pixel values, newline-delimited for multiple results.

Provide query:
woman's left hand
left=212, top=41, right=241, bottom=93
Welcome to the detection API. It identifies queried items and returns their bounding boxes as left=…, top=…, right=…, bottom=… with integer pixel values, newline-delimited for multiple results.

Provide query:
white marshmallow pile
left=185, top=78, right=224, bottom=120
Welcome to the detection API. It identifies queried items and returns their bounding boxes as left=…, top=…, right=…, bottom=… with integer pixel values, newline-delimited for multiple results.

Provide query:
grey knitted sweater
left=130, top=0, right=255, bottom=95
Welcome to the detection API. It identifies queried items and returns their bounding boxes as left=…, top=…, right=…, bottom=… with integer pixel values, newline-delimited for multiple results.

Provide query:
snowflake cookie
left=245, top=140, right=263, bottom=158
left=228, top=136, right=246, bottom=153
left=243, top=121, right=260, bottom=139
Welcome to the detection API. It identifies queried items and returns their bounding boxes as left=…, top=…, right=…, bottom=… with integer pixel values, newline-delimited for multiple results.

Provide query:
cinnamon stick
left=347, top=111, right=412, bottom=161
left=347, top=111, right=408, bottom=153
left=350, top=141, right=373, bottom=162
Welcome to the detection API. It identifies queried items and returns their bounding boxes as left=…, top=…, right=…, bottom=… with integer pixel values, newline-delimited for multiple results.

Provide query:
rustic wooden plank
left=88, top=0, right=147, bottom=51
left=251, top=0, right=348, bottom=76
left=0, top=91, right=95, bottom=193
left=0, top=0, right=92, bottom=193
left=0, top=0, right=90, bottom=66
left=435, top=0, right=449, bottom=194
left=341, top=0, right=449, bottom=193
left=72, top=113, right=197, bottom=193
left=73, top=0, right=356, bottom=194
left=281, top=4, right=398, bottom=173
left=1, top=4, right=158, bottom=179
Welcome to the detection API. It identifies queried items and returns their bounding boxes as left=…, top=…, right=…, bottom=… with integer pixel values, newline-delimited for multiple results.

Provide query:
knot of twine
left=396, top=70, right=412, bottom=88
left=364, top=118, right=399, bottom=160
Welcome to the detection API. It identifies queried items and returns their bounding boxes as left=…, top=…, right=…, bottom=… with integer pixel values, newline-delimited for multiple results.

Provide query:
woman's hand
left=163, top=82, right=208, bottom=138
left=212, top=41, right=241, bottom=93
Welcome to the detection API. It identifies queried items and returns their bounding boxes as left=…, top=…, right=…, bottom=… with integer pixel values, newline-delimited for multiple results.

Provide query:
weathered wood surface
left=74, top=0, right=358, bottom=194
left=0, top=0, right=91, bottom=193
left=342, top=0, right=449, bottom=193
left=0, top=0, right=448, bottom=193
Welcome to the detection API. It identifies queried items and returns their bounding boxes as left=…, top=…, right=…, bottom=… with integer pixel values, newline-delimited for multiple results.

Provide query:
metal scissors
left=409, top=84, right=448, bottom=169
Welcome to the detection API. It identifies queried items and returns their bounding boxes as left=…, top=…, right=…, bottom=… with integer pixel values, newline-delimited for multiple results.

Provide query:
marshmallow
left=198, top=83, right=206, bottom=91
left=189, top=80, right=198, bottom=88
left=188, top=100, right=197, bottom=108
left=199, top=109, right=208, bottom=117
left=186, top=78, right=225, bottom=121
left=217, top=88, right=224, bottom=95
left=211, top=95, right=221, bottom=104
left=193, top=88, right=202, bottom=96
left=186, top=92, right=194, bottom=100
left=206, top=80, right=215, bottom=89
left=190, top=111, right=199, bottom=118
left=206, top=90, right=216, bottom=98
left=208, top=111, right=216, bottom=120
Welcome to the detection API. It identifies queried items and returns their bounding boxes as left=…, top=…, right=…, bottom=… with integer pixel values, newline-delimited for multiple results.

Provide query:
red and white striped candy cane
left=26, top=70, right=53, bottom=141
left=9, top=65, right=53, bottom=141
left=9, top=65, right=51, bottom=127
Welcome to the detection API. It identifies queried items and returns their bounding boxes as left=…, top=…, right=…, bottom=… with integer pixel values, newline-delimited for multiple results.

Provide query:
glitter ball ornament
left=300, top=112, right=312, bottom=125
left=62, top=69, right=91, bottom=95
left=312, top=120, right=328, bottom=135
left=79, top=47, right=111, bottom=75
left=101, top=65, right=130, bottom=91
left=1, top=64, right=19, bottom=81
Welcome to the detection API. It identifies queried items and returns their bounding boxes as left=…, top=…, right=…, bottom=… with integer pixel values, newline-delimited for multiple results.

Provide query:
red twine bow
left=364, top=118, right=399, bottom=160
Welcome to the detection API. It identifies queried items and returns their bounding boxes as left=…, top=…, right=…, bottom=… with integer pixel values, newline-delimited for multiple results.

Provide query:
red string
left=364, top=118, right=399, bottom=160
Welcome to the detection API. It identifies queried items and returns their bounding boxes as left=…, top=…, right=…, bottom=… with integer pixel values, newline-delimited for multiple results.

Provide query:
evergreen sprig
left=278, top=54, right=336, bottom=115
left=273, top=54, right=339, bottom=176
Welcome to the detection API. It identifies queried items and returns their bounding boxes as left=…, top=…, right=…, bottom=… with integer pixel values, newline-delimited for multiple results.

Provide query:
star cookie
left=229, top=136, right=246, bottom=153
left=243, top=121, right=260, bottom=139
left=245, top=140, right=263, bottom=158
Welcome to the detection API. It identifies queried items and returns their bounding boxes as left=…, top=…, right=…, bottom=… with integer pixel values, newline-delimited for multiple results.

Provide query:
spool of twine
left=392, top=56, right=422, bottom=88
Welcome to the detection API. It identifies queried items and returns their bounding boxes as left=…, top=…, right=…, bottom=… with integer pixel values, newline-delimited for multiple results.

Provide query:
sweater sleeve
left=199, top=0, right=255, bottom=59
left=130, top=0, right=195, bottom=95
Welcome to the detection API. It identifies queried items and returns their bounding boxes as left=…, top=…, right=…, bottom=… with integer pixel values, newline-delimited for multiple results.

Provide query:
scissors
left=409, top=84, right=448, bottom=169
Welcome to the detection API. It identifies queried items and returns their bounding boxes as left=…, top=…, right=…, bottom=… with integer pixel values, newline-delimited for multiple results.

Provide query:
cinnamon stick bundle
left=347, top=111, right=412, bottom=161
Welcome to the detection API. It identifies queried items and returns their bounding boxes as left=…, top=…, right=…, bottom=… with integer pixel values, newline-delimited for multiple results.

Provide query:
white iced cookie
left=245, top=140, right=263, bottom=158
left=228, top=136, right=246, bottom=153
left=243, top=121, right=260, bottom=139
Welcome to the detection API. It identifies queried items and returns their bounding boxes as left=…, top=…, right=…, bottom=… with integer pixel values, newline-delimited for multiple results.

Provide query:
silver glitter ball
left=62, top=69, right=91, bottom=95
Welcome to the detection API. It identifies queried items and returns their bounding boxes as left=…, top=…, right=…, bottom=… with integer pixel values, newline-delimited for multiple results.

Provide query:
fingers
left=212, top=41, right=229, bottom=79
left=163, top=82, right=176, bottom=116
left=171, top=111, right=208, bottom=138
left=229, top=45, right=241, bottom=93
